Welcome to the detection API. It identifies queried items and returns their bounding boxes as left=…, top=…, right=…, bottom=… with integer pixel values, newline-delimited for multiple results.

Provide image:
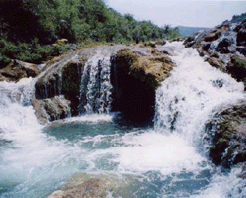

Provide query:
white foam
left=62, top=114, right=113, bottom=123
left=155, top=42, right=245, bottom=145
left=113, top=132, right=208, bottom=175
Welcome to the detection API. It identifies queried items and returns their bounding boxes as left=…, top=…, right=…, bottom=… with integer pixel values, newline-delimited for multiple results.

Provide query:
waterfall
left=209, top=23, right=238, bottom=63
left=79, top=50, right=112, bottom=114
left=154, top=42, right=245, bottom=143
left=0, top=43, right=246, bottom=198
left=0, top=78, right=41, bottom=144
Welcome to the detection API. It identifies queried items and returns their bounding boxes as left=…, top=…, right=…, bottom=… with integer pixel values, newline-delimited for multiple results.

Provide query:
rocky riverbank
left=184, top=20, right=246, bottom=173
left=184, top=20, right=246, bottom=88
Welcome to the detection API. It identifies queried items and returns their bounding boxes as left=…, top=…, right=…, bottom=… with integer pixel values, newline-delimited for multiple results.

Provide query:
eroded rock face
left=33, top=49, right=91, bottom=123
left=32, top=44, right=173, bottom=124
left=111, top=48, right=174, bottom=121
left=206, top=103, right=246, bottom=168
left=0, top=59, right=39, bottom=82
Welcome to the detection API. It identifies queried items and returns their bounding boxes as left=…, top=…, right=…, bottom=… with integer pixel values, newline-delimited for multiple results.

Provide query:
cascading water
left=155, top=42, right=244, bottom=140
left=209, top=23, right=239, bottom=63
left=79, top=50, right=112, bottom=114
left=0, top=42, right=246, bottom=198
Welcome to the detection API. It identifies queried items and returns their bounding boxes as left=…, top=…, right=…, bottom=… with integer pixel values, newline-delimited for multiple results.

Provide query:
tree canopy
left=0, top=0, right=180, bottom=44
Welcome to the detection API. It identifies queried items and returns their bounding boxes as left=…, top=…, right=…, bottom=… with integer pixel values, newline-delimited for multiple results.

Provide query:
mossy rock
left=62, top=59, right=85, bottom=115
left=0, top=59, right=38, bottom=82
left=207, top=104, right=246, bottom=168
left=226, top=55, right=246, bottom=89
left=111, top=48, right=174, bottom=122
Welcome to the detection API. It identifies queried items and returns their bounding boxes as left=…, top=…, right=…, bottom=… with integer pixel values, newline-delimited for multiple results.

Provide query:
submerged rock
left=47, top=173, right=132, bottom=198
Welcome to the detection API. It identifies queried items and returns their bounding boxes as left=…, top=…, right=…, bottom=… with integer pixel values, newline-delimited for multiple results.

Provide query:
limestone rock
left=226, top=55, right=246, bottom=89
left=111, top=47, right=174, bottom=121
left=206, top=103, right=246, bottom=168
left=203, top=29, right=221, bottom=42
left=33, top=50, right=89, bottom=124
left=206, top=57, right=223, bottom=69
left=235, top=20, right=246, bottom=46
left=0, top=59, right=38, bottom=82
left=32, top=95, right=71, bottom=124
left=47, top=173, right=131, bottom=198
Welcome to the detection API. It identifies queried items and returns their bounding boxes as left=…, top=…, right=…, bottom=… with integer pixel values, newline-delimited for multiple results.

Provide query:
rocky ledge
left=111, top=47, right=174, bottom=121
left=0, top=59, right=39, bottom=82
left=4, top=44, right=174, bottom=124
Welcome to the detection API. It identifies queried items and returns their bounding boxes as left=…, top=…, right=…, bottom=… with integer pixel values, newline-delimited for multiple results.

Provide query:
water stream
left=0, top=42, right=245, bottom=198
left=79, top=51, right=112, bottom=114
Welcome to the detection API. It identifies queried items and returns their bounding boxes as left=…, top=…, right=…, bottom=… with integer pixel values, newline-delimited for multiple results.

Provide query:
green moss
left=235, top=58, right=246, bottom=70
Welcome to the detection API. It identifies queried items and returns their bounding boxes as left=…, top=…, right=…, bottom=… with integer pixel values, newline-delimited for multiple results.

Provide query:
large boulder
left=111, top=48, right=174, bottom=121
left=206, top=103, right=246, bottom=168
left=32, top=95, right=71, bottom=124
left=226, top=55, right=246, bottom=89
left=33, top=50, right=89, bottom=123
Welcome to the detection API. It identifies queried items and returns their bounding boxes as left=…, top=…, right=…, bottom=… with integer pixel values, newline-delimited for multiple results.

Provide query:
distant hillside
left=176, top=26, right=210, bottom=37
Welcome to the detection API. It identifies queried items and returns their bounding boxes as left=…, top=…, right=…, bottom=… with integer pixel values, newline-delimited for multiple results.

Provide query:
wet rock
left=226, top=55, right=246, bottom=89
left=201, top=42, right=211, bottom=51
left=33, top=49, right=90, bottom=123
left=236, top=47, right=246, bottom=56
left=217, top=38, right=231, bottom=53
left=206, top=57, right=223, bottom=69
left=47, top=173, right=131, bottom=198
left=0, top=59, right=38, bottom=82
left=184, top=20, right=246, bottom=90
left=171, top=37, right=185, bottom=42
left=235, top=20, right=246, bottom=46
left=61, top=60, right=84, bottom=115
left=206, top=103, right=246, bottom=168
left=111, top=48, right=174, bottom=121
left=48, top=178, right=104, bottom=198
left=204, top=30, right=221, bottom=42
left=184, top=32, right=200, bottom=48
left=32, top=95, right=71, bottom=123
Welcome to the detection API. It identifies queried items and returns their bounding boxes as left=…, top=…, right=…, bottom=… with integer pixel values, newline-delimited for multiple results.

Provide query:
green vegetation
left=0, top=0, right=180, bottom=68
left=0, top=38, right=70, bottom=67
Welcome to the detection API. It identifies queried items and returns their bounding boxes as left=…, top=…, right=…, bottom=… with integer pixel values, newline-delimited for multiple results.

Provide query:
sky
left=105, top=0, right=246, bottom=28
